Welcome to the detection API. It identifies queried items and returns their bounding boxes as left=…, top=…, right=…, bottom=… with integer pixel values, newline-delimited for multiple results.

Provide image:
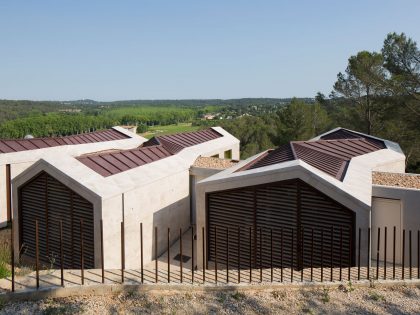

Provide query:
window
left=224, top=149, right=232, bottom=159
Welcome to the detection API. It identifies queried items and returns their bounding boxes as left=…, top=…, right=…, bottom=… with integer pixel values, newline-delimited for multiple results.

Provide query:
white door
left=372, top=198, right=402, bottom=264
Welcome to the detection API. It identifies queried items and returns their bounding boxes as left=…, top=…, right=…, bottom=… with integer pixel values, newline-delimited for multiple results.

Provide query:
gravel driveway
left=1, top=284, right=420, bottom=314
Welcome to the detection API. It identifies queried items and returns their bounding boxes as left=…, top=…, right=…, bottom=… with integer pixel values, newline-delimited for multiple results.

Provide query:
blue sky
left=1, top=1, right=419, bottom=101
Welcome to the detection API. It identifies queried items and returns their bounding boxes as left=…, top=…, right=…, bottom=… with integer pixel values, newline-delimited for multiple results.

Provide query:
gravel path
left=1, top=284, right=420, bottom=314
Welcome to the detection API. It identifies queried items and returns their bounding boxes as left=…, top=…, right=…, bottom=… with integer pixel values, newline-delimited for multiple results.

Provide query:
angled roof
left=77, top=128, right=225, bottom=177
left=142, top=128, right=222, bottom=154
left=318, top=128, right=386, bottom=148
left=240, top=136, right=385, bottom=180
left=77, top=145, right=173, bottom=177
left=0, top=129, right=129, bottom=154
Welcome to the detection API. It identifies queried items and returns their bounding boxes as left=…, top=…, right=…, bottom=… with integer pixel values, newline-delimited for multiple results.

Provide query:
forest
left=0, top=32, right=419, bottom=173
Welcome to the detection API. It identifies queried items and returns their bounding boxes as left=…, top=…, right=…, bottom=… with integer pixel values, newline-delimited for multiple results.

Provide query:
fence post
left=167, top=228, right=170, bottom=283
left=384, top=227, right=387, bottom=280
left=301, top=227, right=304, bottom=282
left=291, top=228, right=294, bottom=283
left=249, top=226, right=252, bottom=283
left=402, top=229, right=405, bottom=280
left=310, top=228, right=314, bottom=282
left=11, top=217, right=14, bottom=292
left=271, top=228, right=273, bottom=282
left=280, top=228, right=283, bottom=282
left=36, top=219, right=39, bottom=289
left=238, top=226, right=241, bottom=283
left=155, top=226, right=158, bottom=283
left=140, top=223, right=144, bottom=284
left=80, top=219, right=84, bottom=285
left=367, top=227, right=371, bottom=280
left=191, top=225, right=194, bottom=283
left=100, top=220, right=104, bottom=284
left=376, top=227, right=380, bottom=280
left=348, top=226, right=352, bottom=281
left=121, top=222, right=125, bottom=283
left=214, top=226, right=217, bottom=284
left=339, top=227, right=343, bottom=281
left=321, top=228, right=324, bottom=282
left=409, top=230, right=412, bottom=279
left=393, top=226, right=396, bottom=280
left=180, top=228, right=183, bottom=283
left=357, top=228, right=361, bottom=280
left=60, top=220, right=64, bottom=287
left=202, top=226, right=205, bottom=283
left=259, top=228, right=262, bottom=283
left=330, top=226, right=333, bottom=282
left=227, top=227, right=229, bottom=283
left=418, top=230, right=420, bottom=279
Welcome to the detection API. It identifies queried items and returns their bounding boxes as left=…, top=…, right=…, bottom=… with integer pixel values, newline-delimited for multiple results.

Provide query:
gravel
left=372, top=172, right=420, bottom=189
left=1, top=285, right=420, bottom=314
left=193, top=157, right=238, bottom=169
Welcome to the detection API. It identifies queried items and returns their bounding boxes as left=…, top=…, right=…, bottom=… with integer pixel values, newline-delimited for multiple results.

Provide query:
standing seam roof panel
left=0, top=129, right=130, bottom=154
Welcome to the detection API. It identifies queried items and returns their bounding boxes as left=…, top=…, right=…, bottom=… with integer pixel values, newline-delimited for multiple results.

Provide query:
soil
left=1, top=284, right=420, bottom=314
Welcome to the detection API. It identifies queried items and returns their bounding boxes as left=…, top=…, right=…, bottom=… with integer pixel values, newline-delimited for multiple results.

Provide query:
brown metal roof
left=77, top=128, right=224, bottom=177
left=77, top=145, right=173, bottom=177
left=142, top=128, right=223, bottom=154
left=320, top=128, right=386, bottom=149
left=0, top=129, right=129, bottom=154
left=240, top=137, right=385, bottom=181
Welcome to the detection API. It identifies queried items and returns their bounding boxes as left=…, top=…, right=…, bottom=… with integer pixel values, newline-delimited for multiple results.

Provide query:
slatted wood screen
left=207, top=179, right=355, bottom=270
left=19, top=172, right=94, bottom=269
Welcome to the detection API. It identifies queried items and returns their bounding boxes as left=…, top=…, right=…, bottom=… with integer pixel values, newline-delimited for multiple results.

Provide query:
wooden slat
left=20, top=172, right=94, bottom=269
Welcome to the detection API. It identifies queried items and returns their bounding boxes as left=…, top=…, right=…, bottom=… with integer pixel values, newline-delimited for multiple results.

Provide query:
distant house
left=12, top=127, right=239, bottom=269
left=0, top=127, right=145, bottom=227
left=202, top=114, right=216, bottom=120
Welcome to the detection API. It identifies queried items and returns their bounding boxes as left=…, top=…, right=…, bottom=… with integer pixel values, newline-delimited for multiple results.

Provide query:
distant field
left=140, top=123, right=201, bottom=139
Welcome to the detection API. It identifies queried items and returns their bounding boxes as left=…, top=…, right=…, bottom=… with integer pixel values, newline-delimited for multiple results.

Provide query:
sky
left=1, top=1, right=419, bottom=101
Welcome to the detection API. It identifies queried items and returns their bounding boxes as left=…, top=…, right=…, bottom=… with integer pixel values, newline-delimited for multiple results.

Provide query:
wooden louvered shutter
left=206, top=179, right=355, bottom=270
left=20, top=173, right=48, bottom=262
left=46, top=175, right=72, bottom=268
left=299, top=181, right=354, bottom=268
left=72, top=192, right=95, bottom=268
left=19, top=171, right=94, bottom=269
left=207, top=188, right=254, bottom=268
left=256, top=181, right=299, bottom=269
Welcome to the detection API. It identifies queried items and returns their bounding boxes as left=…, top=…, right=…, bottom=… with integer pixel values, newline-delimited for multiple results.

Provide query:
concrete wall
left=101, top=170, right=192, bottom=270
left=189, top=167, right=224, bottom=225
left=372, top=185, right=420, bottom=266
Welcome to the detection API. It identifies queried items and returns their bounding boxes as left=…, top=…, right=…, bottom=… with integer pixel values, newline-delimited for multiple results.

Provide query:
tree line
left=203, top=33, right=420, bottom=172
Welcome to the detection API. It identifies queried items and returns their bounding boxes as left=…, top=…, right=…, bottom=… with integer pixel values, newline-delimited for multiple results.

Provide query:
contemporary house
left=1, top=127, right=145, bottom=227
left=12, top=127, right=240, bottom=269
left=195, top=128, right=407, bottom=269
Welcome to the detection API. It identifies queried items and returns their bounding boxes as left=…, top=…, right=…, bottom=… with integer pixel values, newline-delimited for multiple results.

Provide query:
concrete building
left=195, top=128, right=406, bottom=269
left=0, top=127, right=145, bottom=227
left=12, top=127, right=239, bottom=270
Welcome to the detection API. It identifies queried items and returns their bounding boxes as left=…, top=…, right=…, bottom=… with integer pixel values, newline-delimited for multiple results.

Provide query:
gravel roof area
left=193, top=156, right=238, bottom=169
left=1, top=285, right=420, bottom=314
left=372, top=171, right=420, bottom=189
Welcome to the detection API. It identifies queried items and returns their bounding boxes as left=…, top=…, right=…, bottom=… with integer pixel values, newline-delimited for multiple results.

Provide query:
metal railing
left=8, top=219, right=420, bottom=292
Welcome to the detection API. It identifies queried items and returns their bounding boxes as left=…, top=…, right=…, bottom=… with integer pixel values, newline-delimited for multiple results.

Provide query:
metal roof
left=240, top=137, right=385, bottom=180
left=78, top=128, right=224, bottom=177
left=0, top=129, right=129, bottom=154
left=319, top=129, right=386, bottom=149
left=77, top=145, right=173, bottom=177
left=142, top=128, right=222, bottom=154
